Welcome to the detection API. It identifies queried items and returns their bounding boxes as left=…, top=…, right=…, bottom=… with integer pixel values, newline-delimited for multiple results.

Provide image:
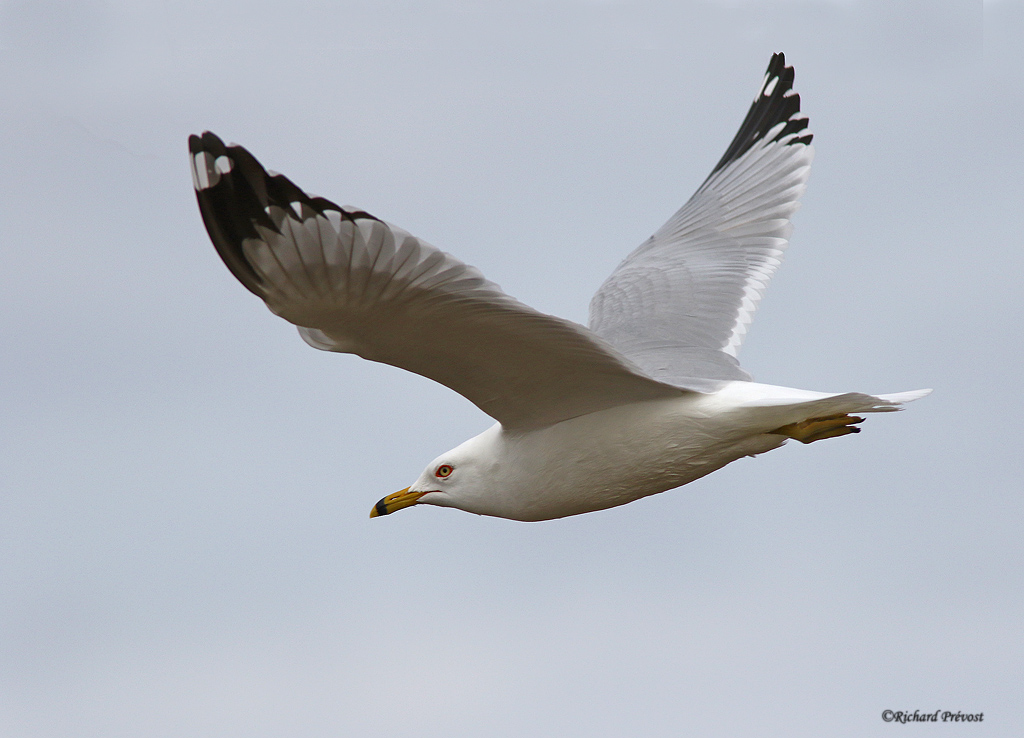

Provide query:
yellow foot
left=769, top=414, right=865, bottom=444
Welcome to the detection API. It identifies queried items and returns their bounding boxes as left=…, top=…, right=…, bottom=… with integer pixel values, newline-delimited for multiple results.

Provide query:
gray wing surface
left=190, top=133, right=684, bottom=431
left=589, top=53, right=814, bottom=389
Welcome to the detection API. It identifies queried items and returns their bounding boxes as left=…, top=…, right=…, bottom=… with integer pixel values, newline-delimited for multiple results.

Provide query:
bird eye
left=435, top=464, right=453, bottom=478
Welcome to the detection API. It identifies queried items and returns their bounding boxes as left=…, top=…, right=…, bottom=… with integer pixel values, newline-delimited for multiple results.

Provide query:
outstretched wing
left=190, top=132, right=683, bottom=430
left=589, top=53, right=814, bottom=387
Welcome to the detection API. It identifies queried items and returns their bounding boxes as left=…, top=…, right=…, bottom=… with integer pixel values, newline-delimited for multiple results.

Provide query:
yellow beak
left=370, top=487, right=427, bottom=518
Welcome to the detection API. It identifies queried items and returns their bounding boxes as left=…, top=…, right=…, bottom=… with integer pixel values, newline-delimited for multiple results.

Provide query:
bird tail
left=784, top=388, right=933, bottom=416
left=716, top=382, right=931, bottom=440
left=759, top=388, right=931, bottom=443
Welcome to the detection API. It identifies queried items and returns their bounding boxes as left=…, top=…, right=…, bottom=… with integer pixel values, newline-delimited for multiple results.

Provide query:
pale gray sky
left=2, top=1, right=1020, bottom=736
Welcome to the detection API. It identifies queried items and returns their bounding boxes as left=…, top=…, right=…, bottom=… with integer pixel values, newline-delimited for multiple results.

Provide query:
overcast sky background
left=2, top=1, right=1021, bottom=736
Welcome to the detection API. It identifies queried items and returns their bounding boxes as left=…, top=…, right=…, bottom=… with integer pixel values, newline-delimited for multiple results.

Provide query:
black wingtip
left=188, top=132, right=382, bottom=299
left=706, top=53, right=812, bottom=180
left=188, top=131, right=270, bottom=296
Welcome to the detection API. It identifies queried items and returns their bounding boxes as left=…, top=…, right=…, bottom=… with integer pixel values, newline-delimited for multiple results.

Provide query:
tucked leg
left=769, top=414, right=865, bottom=444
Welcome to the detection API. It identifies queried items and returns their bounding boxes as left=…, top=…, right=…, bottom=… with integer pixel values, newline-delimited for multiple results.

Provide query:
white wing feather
left=190, top=133, right=684, bottom=430
left=589, top=53, right=814, bottom=387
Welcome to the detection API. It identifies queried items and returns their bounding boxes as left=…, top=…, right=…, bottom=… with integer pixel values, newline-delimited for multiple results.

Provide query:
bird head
left=369, top=426, right=501, bottom=518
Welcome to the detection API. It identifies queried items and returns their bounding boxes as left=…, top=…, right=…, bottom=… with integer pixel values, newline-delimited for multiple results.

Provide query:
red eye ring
left=435, top=464, right=454, bottom=478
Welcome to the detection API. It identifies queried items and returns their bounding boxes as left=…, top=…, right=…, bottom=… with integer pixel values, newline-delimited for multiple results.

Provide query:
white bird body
left=189, top=53, right=929, bottom=522
left=415, top=383, right=928, bottom=521
left=418, top=392, right=781, bottom=521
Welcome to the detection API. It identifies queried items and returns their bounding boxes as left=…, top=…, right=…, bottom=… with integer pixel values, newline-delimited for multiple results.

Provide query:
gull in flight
left=190, top=53, right=929, bottom=522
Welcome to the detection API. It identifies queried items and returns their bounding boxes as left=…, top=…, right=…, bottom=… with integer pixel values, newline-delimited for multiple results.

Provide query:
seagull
left=189, top=53, right=929, bottom=522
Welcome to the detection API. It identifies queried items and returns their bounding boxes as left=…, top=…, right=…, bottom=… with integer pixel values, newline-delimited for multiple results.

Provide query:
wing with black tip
left=190, top=132, right=684, bottom=429
left=589, top=53, right=814, bottom=387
